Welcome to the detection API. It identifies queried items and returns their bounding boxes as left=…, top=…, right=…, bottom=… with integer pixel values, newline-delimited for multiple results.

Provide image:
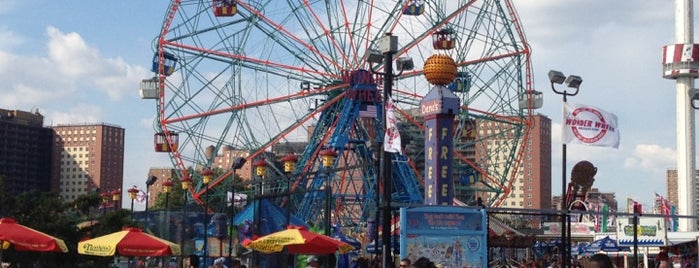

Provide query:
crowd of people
left=157, top=251, right=684, bottom=268
left=182, top=255, right=246, bottom=268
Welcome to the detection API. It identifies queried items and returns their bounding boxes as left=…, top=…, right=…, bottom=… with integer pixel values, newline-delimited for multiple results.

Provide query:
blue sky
left=0, top=1, right=687, bottom=210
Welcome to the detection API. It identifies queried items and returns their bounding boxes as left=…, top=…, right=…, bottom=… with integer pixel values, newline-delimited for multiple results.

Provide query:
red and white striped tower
left=662, top=0, right=699, bottom=231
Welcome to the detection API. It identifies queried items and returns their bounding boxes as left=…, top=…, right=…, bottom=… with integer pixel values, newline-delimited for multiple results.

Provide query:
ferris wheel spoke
left=236, top=1, right=345, bottom=71
left=289, top=0, right=353, bottom=70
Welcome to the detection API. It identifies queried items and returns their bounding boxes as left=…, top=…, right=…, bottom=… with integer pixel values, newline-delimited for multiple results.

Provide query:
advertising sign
left=400, top=206, right=487, bottom=268
left=615, top=217, right=666, bottom=246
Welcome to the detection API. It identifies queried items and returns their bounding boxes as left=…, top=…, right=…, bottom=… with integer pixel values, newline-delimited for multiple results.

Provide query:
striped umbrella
left=78, top=227, right=180, bottom=256
left=0, top=217, right=68, bottom=252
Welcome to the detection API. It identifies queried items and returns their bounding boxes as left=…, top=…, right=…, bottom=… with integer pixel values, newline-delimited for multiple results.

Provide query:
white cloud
left=47, top=26, right=105, bottom=78
left=0, top=82, right=64, bottom=107
left=47, top=104, right=102, bottom=125
left=0, top=26, right=151, bottom=124
left=0, top=27, right=24, bottom=50
left=624, top=144, right=676, bottom=172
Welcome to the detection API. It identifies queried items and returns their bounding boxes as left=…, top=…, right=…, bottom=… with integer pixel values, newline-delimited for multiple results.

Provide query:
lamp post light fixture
left=281, top=153, right=298, bottom=228
left=128, top=187, right=139, bottom=220
left=101, top=192, right=110, bottom=216
left=162, top=179, right=174, bottom=240
left=549, top=69, right=583, bottom=268
left=228, top=157, right=246, bottom=258
left=112, top=189, right=122, bottom=211
left=252, top=158, right=268, bottom=268
left=320, top=148, right=337, bottom=268
left=180, top=175, right=193, bottom=258
left=319, top=148, right=337, bottom=236
left=252, top=159, right=268, bottom=231
left=365, top=33, right=414, bottom=268
left=280, top=153, right=297, bottom=267
left=200, top=167, right=214, bottom=267
left=163, top=178, right=174, bottom=204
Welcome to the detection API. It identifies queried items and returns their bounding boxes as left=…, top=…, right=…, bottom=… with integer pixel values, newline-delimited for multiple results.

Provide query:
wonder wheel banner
left=562, top=102, right=620, bottom=148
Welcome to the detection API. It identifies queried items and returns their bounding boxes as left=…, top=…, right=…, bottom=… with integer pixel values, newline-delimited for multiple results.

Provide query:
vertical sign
left=420, top=86, right=460, bottom=205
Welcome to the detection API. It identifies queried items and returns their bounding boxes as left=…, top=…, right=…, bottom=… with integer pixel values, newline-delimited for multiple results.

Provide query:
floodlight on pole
left=365, top=49, right=384, bottom=64
left=549, top=69, right=583, bottom=268
left=564, top=75, right=583, bottom=89
left=693, top=89, right=699, bottom=109
left=365, top=32, right=412, bottom=268
left=548, top=70, right=566, bottom=84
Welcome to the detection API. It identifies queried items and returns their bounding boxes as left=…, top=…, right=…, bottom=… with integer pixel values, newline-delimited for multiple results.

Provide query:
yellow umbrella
left=242, top=225, right=355, bottom=254
left=78, top=227, right=180, bottom=257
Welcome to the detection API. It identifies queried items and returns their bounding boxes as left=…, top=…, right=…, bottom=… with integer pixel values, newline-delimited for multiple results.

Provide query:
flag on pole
left=655, top=193, right=672, bottom=218
left=384, top=97, right=402, bottom=154
left=562, top=102, right=620, bottom=148
left=359, top=104, right=378, bottom=118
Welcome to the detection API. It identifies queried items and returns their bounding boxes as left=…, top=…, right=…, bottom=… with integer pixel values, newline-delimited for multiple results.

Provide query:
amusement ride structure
left=141, top=0, right=538, bottom=234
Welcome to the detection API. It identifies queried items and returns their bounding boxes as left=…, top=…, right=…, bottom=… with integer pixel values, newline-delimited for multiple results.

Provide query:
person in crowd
left=307, top=256, right=321, bottom=268
left=356, top=256, right=369, bottom=268
left=411, top=257, right=436, bottom=268
left=399, top=258, right=411, bottom=268
left=588, top=253, right=613, bottom=268
left=185, top=254, right=200, bottom=268
left=231, top=258, right=242, bottom=268
left=212, top=257, right=229, bottom=268
left=546, top=259, right=558, bottom=268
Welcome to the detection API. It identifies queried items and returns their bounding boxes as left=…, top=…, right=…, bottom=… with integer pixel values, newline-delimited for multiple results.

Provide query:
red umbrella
left=78, top=227, right=180, bottom=256
left=0, top=217, right=68, bottom=252
left=242, top=225, right=355, bottom=254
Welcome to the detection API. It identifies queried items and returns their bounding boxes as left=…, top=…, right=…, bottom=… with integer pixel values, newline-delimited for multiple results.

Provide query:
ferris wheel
left=142, top=0, right=537, bottom=228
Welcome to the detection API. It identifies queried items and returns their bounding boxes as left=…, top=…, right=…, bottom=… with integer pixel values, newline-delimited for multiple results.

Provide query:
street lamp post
left=228, top=157, right=246, bottom=258
left=128, top=187, right=139, bottom=220
left=252, top=159, right=268, bottom=268
left=200, top=167, right=214, bottom=267
left=163, top=179, right=174, bottom=238
left=365, top=33, right=414, bottom=268
left=112, top=189, right=122, bottom=212
left=549, top=70, right=583, bottom=268
left=281, top=153, right=298, bottom=228
left=101, top=192, right=110, bottom=216
left=280, top=154, right=297, bottom=268
left=320, top=148, right=337, bottom=268
left=180, top=176, right=193, bottom=259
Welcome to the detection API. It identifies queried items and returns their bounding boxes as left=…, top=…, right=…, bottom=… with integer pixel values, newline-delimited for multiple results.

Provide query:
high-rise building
left=144, top=168, right=178, bottom=208
left=212, top=145, right=252, bottom=181
left=666, top=169, right=699, bottom=216
left=0, top=109, right=52, bottom=194
left=489, top=114, right=552, bottom=209
left=50, top=124, right=125, bottom=201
